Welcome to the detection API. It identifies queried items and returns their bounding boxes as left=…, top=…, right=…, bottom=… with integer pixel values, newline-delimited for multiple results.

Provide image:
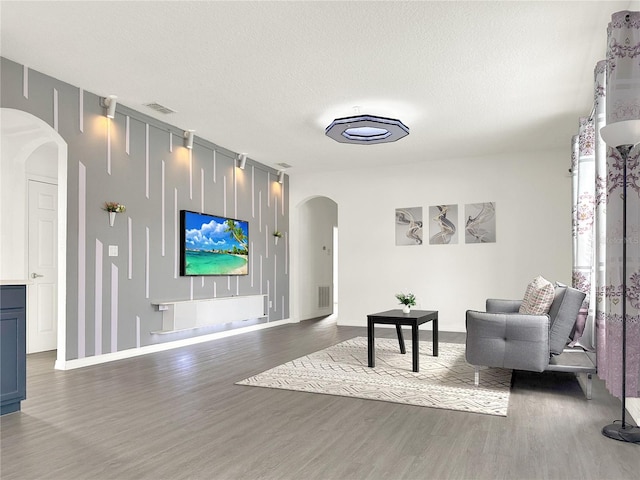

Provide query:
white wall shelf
left=151, top=294, right=267, bottom=334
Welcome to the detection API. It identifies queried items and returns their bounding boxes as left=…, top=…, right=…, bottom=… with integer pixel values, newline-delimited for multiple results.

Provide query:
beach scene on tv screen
left=184, top=212, right=249, bottom=275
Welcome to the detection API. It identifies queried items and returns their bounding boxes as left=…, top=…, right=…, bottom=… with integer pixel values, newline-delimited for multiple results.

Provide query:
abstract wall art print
left=465, top=202, right=496, bottom=243
left=395, top=207, right=423, bottom=245
left=429, top=205, right=458, bottom=245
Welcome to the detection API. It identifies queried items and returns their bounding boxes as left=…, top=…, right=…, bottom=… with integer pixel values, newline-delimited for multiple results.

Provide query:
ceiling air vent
left=276, top=162, right=293, bottom=169
left=144, top=102, right=176, bottom=115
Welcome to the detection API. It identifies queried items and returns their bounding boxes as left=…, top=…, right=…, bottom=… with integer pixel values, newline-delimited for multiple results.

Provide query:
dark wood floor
left=1, top=317, right=639, bottom=480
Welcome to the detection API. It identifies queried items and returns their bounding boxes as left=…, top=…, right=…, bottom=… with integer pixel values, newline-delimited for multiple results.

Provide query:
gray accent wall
left=1, top=57, right=289, bottom=361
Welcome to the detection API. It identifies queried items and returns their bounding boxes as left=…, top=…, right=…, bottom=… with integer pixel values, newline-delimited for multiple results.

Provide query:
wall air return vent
left=144, top=102, right=177, bottom=115
left=318, top=286, right=331, bottom=309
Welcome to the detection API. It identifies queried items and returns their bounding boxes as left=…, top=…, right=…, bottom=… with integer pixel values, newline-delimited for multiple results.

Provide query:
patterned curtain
left=580, top=11, right=640, bottom=400
left=571, top=118, right=596, bottom=349
left=593, top=60, right=610, bottom=375
left=599, top=144, right=640, bottom=399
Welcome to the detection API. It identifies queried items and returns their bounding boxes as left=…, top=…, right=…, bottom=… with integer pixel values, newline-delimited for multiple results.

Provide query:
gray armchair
left=466, top=284, right=593, bottom=396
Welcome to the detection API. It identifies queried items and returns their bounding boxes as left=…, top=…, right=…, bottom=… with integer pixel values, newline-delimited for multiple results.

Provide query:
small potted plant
left=103, top=202, right=126, bottom=226
left=273, top=230, right=283, bottom=244
left=395, top=292, right=416, bottom=314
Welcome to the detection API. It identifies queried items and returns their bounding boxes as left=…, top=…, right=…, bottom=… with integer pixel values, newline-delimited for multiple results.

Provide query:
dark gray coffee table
left=367, top=309, right=438, bottom=372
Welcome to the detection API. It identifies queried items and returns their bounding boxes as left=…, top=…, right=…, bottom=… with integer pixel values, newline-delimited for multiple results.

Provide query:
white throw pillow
left=519, top=276, right=555, bottom=315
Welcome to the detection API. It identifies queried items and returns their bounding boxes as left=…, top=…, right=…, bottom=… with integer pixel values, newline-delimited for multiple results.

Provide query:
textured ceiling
left=1, top=1, right=638, bottom=175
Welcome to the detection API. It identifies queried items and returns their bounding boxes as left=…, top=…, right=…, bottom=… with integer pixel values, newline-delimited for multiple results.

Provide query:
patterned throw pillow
left=519, top=276, right=555, bottom=315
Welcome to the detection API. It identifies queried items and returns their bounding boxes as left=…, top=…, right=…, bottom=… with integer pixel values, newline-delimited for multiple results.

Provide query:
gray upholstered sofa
left=465, top=284, right=595, bottom=397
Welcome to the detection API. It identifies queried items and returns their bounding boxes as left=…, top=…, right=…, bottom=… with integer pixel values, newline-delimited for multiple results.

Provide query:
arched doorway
left=0, top=108, right=68, bottom=363
left=294, top=196, right=338, bottom=321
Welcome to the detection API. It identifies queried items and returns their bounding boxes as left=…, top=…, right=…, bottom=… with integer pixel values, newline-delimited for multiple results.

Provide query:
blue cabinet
left=1, top=285, right=26, bottom=415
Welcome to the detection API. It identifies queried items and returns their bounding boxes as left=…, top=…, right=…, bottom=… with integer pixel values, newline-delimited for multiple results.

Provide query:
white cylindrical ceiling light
left=237, top=153, right=247, bottom=169
left=104, top=95, right=118, bottom=119
left=184, top=130, right=195, bottom=149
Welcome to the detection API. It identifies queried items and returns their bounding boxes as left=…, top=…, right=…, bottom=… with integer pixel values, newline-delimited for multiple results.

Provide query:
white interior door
left=28, top=180, right=58, bottom=353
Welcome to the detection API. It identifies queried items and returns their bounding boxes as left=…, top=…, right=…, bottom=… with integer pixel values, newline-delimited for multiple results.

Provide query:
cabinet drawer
left=0, top=286, right=27, bottom=415
left=0, top=285, right=26, bottom=310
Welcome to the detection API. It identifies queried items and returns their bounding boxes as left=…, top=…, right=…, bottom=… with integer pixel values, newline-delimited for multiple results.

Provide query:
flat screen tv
left=180, top=210, right=249, bottom=276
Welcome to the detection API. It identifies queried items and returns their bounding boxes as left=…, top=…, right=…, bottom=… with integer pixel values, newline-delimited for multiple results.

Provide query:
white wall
left=0, top=109, right=64, bottom=281
left=291, top=148, right=572, bottom=333
left=295, top=197, right=337, bottom=320
left=0, top=141, right=28, bottom=279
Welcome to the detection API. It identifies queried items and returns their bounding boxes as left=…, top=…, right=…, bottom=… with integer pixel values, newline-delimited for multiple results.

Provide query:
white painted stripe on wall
left=174, top=188, right=178, bottom=278
left=267, top=174, right=271, bottom=207
left=161, top=161, right=166, bottom=256
left=250, top=241, right=254, bottom=288
left=223, top=175, right=227, bottom=217
left=145, top=227, right=150, bottom=298
left=78, top=162, right=87, bottom=358
left=190, top=277, right=194, bottom=301
left=128, top=216, right=133, bottom=279
left=189, top=148, right=193, bottom=200
left=213, top=281, right=217, bottom=298
left=267, top=280, right=271, bottom=320
left=22, top=65, right=28, bottom=98
left=265, top=227, right=269, bottom=258
left=53, top=88, right=58, bottom=132
left=274, top=255, right=277, bottom=312
left=227, top=276, right=231, bottom=292
left=281, top=182, right=285, bottom=216
left=95, top=239, right=103, bottom=356
left=282, top=296, right=285, bottom=318
left=236, top=276, right=240, bottom=296
left=201, top=167, right=204, bottom=213
left=111, top=264, right=118, bottom=353
left=260, top=255, right=263, bottom=294
left=107, top=119, right=111, bottom=175
left=79, top=88, right=84, bottom=132
left=251, top=165, right=255, bottom=218
left=259, top=191, right=262, bottom=233
left=169, top=131, right=173, bottom=153
left=234, top=165, right=238, bottom=218
left=213, top=150, right=216, bottom=183
left=145, top=124, right=150, bottom=199
left=285, top=232, right=288, bottom=275
left=201, top=276, right=205, bottom=288
left=125, top=116, right=130, bottom=155
left=274, top=196, right=278, bottom=231
left=136, top=316, right=141, bottom=349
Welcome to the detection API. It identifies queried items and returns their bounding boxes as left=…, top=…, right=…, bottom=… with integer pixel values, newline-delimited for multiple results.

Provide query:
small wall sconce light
left=102, top=95, right=118, bottom=119
left=183, top=130, right=195, bottom=149
left=277, top=170, right=285, bottom=184
left=237, top=153, right=247, bottom=169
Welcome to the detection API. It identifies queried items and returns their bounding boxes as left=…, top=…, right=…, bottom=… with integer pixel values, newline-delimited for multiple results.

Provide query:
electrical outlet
left=109, top=245, right=118, bottom=257
left=269, top=301, right=273, bottom=308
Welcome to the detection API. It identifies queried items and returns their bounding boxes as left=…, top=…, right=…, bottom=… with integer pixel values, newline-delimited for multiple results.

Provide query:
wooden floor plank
left=1, top=317, right=638, bottom=480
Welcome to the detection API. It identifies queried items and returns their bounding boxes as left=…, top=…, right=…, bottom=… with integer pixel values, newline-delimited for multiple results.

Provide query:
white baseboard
left=54, top=318, right=292, bottom=370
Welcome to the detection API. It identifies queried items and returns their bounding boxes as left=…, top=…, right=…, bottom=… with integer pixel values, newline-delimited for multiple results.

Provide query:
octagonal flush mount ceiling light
left=325, top=114, right=409, bottom=145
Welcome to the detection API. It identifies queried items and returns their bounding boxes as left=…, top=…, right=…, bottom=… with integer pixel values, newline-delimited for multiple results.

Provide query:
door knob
left=31, top=272, right=44, bottom=279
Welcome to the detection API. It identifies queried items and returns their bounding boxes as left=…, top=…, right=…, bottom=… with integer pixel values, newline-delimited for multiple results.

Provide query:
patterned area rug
left=237, top=337, right=512, bottom=416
